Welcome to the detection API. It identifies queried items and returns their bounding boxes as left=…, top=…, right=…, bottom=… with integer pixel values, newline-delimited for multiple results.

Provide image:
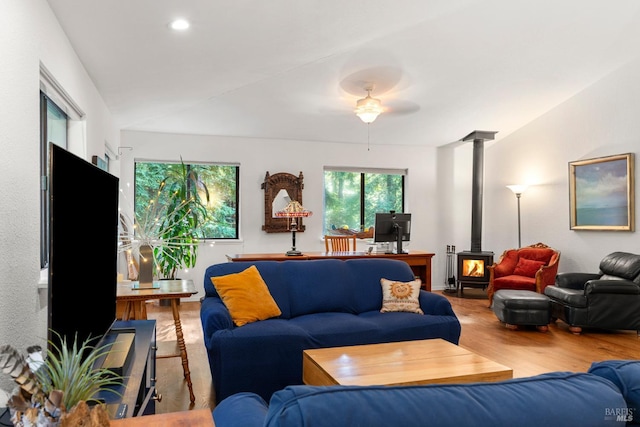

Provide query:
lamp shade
left=355, top=91, right=383, bottom=124
left=274, top=200, right=312, bottom=218
left=506, top=185, right=528, bottom=195
left=274, top=200, right=312, bottom=256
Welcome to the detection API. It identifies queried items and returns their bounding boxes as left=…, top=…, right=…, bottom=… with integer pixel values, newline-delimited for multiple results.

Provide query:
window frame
left=323, top=167, right=406, bottom=234
left=133, top=159, right=240, bottom=240
left=40, top=92, right=68, bottom=269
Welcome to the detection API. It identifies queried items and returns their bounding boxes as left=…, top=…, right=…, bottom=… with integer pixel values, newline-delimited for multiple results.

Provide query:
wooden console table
left=116, top=279, right=197, bottom=404
left=226, top=251, right=434, bottom=291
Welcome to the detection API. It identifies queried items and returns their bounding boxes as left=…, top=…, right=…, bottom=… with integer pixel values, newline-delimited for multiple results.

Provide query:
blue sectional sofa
left=213, top=360, right=640, bottom=427
left=201, top=258, right=461, bottom=403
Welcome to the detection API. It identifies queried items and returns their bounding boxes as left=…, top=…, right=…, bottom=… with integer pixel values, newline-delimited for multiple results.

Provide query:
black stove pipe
left=461, top=131, right=498, bottom=253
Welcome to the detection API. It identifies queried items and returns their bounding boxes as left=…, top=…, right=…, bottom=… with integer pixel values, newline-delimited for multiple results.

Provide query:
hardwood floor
left=145, top=289, right=640, bottom=414
left=146, top=300, right=215, bottom=414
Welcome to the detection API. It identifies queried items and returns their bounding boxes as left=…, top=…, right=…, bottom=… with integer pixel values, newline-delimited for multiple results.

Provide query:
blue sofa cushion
left=213, top=392, right=269, bottom=427
left=288, top=312, right=381, bottom=348
left=261, top=373, right=626, bottom=427
left=359, top=310, right=461, bottom=343
left=205, top=261, right=294, bottom=318
left=589, top=360, right=640, bottom=424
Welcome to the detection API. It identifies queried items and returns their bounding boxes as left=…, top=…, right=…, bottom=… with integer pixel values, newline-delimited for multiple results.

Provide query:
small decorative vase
left=138, top=244, right=154, bottom=289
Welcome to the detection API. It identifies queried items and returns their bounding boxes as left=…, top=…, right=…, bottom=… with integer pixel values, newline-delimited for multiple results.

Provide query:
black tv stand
left=98, top=329, right=135, bottom=377
left=96, top=320, right=157, bottom=418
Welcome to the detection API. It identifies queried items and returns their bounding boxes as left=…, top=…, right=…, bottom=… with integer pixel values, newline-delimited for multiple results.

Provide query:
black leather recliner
left=544, top=251, right=640, bottom=335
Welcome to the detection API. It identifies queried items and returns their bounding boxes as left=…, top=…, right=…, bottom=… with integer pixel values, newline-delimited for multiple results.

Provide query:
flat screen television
left=374, top=211, right=411, bottom=254
left=48, top=143, right=119, bottom=353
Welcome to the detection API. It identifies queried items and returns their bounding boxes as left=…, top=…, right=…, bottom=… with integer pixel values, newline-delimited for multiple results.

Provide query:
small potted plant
left=0, top=332, right=123, bottom=427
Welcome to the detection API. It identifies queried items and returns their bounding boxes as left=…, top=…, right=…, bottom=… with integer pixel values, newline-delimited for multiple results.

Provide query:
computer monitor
left=374, top=211, right=411, bottom=254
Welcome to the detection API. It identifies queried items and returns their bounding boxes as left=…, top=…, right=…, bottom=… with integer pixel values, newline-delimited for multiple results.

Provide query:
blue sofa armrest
left=200, top=297, right=234, bottom=336
left=213, top=392, right=268, bottom=427
left=418, top=290, right=457, bottom=316
left=589, top=360, right=640, bottom=424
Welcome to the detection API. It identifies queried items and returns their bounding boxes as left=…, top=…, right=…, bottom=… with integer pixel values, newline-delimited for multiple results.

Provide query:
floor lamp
left=506, top=185, right=528, bottom=248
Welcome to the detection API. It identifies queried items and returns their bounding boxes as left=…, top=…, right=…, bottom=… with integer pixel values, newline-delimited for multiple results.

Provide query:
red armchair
left=487, top=243, right=561, bottom=306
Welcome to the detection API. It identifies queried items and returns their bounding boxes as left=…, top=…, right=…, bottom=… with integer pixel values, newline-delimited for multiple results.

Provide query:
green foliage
left=36, top=331, right=123, bottom=411
left=135, top=161, right=238, bottom=239
left=152, top=160, right=211, bottom=279
left=324, top=171, right=404, bottom=233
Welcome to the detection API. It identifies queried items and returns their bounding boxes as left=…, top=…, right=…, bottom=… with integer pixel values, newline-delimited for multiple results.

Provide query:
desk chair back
left=325, top=235, right=357, bottom=252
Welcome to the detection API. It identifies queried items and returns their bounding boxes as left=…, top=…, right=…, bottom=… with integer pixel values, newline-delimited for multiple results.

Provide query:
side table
left=116, top=279, right=197, bottom=404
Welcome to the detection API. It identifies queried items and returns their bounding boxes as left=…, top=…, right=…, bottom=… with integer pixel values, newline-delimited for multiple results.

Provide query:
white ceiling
left=46, top=0, right=640, bottom=147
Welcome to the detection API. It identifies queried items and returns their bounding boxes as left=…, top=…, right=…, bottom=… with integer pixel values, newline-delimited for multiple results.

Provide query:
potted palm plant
left=152, top=160, right=210, bottom=280
left=118, top=159, right=210, bottom=283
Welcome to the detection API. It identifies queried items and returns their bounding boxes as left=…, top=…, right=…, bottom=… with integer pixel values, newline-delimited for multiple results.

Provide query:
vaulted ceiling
left=47, top=0, right=640, bottom=147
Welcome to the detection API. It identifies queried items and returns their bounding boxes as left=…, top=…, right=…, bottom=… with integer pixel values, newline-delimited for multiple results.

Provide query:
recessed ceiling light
left=169, top=18, right=190, bottom=31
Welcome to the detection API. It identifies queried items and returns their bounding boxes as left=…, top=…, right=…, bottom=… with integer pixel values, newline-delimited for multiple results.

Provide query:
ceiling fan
left=314, top=67, right=420, bottom=122
left=351, top=85, right=419, bottom=124
left=354, top=87, right=383, bottom=124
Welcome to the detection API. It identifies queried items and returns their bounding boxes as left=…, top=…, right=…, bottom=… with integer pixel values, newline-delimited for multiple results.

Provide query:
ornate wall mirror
left=262, top=171, right=305, bottom=233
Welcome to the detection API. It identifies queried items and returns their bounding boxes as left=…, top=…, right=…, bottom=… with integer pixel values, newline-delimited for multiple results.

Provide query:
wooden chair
left=324, top=235, right=356, bottom=252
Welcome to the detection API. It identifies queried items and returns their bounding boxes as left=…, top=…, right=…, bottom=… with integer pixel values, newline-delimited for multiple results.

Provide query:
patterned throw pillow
left=380, top=278, right=424, bottom=314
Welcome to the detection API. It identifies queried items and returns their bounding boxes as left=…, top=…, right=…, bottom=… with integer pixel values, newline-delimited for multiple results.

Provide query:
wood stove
left=456, top=131, right=496, bottom=296
left=457, top=250, right=493, bottom=292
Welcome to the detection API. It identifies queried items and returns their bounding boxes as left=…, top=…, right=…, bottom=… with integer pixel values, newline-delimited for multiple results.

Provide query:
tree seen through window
left=134, top=161, right=239, bottom=239
left=324, top=170, right=404, bottom=233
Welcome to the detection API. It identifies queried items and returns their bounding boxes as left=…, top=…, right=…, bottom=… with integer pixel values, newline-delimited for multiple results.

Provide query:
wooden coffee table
left=303, top=339, right=512, bottom=387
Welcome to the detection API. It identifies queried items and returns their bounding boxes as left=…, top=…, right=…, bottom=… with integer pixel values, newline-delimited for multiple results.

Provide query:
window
left=323, top=168, right=405, bottom=233
left=134, top=161, right=239, bottom=239
left=40, top=92, right=68, bottom=268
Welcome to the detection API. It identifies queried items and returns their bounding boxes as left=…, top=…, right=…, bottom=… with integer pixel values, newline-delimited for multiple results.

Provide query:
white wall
left=119, top=131, right=439, bottom=300
left=438, top=57, right=640, bottom=277
left=0, top=0, right=119, bottom=372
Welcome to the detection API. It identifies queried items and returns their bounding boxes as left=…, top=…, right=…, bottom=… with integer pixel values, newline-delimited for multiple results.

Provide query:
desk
left=226, top=251, right=435, bottom=291
left=116, top=279, right=197, bottom=404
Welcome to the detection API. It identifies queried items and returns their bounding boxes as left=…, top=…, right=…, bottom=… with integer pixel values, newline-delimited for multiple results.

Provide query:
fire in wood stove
left=456, top=251, right=494, bottom=294
left=461, top=258, right=485, bottom=277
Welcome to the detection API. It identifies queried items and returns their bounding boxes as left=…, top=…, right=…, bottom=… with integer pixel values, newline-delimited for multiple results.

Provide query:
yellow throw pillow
left=380, top=278, right=424, bottom=314
left=210, top=265, right=282, bottom=326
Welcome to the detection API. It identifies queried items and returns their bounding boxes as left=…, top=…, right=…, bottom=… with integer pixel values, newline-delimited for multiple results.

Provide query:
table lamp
left=274, top=200, right=312, bottom=256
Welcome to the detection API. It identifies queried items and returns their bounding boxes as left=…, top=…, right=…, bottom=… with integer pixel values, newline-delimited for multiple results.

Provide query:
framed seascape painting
left=569, top=153, right=635, bottom=231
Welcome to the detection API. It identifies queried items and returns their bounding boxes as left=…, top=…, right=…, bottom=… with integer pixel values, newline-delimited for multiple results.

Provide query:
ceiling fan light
left=169, top=18, right=190, bottom=31
left=355, top=93, right=382, bottom=124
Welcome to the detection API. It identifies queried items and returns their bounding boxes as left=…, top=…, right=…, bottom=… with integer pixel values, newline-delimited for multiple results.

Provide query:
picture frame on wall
left=92, top=154, right=108, bottom=171
left=569, top=153, right=635, bottom=231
